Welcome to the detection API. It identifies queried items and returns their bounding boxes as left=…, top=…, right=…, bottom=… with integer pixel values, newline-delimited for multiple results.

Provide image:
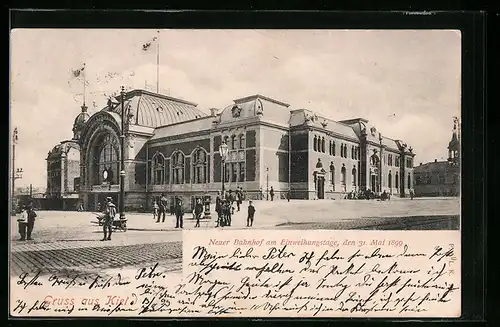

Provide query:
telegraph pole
left=266, top=167, right=269, bottom=201
left=11, top=128, right=18, bottom=214
left=119, top=86, right=126, bottom=219
left=11, top=128, right=23, bottom=214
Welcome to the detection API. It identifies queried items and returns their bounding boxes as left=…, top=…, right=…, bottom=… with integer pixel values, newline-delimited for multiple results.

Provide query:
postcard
left=9, top=28, right=461, bottom=318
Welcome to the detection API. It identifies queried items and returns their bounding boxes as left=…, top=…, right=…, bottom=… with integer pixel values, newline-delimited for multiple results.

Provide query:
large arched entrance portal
left=84, top=124, right=121, bottom=211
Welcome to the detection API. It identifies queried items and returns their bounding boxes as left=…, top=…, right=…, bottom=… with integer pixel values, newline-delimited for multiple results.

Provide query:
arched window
left=395, top=172, right=399, bottom=189
left=98, top=135, right=119, bottom=184
left=352, top=167, right=357, bottom=187
left=171, top=151, right=185, bottom=184
left=341, top=165, right=347, bottom=192
left=329, top=163, right=335, bottom=190
left=239, top=134, right=245, bottom=148
left=388, top=171, right=392, bottom=188
left=321, top=137, right=326, bottom=153
left=313, top=135, right=318, bottom=151
left=192, top=147, right=208, bottom=184
left=152, top=152, right=166, bottom=185
left=351, top=146, right=354, bottom=159
left=332, top=142, right=336, bottom=156
left=408, top=173, right=411, bottom=189
left=231, top=135, right=237, bottom=150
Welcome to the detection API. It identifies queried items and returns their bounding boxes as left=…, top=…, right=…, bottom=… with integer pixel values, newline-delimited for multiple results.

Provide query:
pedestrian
left=175, top=198, right=184, bottom=229
left=236, top=190, right=241, bottom=212
left=286, top=188, right=291, bottom=202
left=270, top=186, right=275, bottom=201
left=247, top=200, right=256, bottom=227
left=25, top=203, right=37, bottom=241
left=410, top=190, right=414, bottom=200
left=259, top=187, right=263, bottom=200
left=157, top=193, right=168, bottom=223
left=225, top=200, right=232, bottom=227
left=152, top=200, right=159, bottom=221
left=17, top=206, right=28, bottom=241
left=215, top=191, right=223, bottom=227
left=101, top=197, right=116, bottom=241
left=194, top=198, right=203, bottom=227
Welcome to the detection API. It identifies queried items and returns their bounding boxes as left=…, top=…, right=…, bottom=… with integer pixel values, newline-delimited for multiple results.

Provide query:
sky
left=10, top=29, right=461, bottom=189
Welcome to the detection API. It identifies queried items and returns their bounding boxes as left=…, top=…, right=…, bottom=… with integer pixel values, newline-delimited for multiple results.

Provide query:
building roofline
left=153, top=115, right=214, bottom=131
left=338, top=118, right=369, bottom=124
left=233, top=94, right=290, bottom=107
left=125, top=89, right=199, bottom=107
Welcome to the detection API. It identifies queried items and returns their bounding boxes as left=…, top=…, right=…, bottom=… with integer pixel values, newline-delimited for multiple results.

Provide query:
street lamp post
left=218, top=141, right=229, bottom=196
left=119, top=86, right=126, bottom=219
left=266, top=167, right=269, bottom=201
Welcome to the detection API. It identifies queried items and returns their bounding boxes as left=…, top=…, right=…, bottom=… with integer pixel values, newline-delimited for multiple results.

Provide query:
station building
left=43, top=104, right=89, bottom=210
left=48, top=89, right=416, bottom=211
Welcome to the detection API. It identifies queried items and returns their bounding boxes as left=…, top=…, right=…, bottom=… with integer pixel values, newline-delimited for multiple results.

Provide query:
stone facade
left=413, top=118, right=460, bottom=197
left=49, top=89, right=416, bottom=211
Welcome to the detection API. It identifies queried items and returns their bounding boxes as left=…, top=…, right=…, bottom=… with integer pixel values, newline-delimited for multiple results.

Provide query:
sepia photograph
left=10, top=28, right=462, bottom=317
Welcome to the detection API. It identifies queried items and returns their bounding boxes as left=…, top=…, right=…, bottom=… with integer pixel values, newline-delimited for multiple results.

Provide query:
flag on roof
left=71, top=63, right=86, bottom=78
left=142, top=32, right=160, bottom=52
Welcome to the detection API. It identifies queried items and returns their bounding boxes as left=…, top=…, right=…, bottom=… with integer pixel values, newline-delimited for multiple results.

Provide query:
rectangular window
left=239, top=162, right=245, bottom=182
left=232, top=163, right=238, bottom=182
left=225, top=163, right=231, bottom=182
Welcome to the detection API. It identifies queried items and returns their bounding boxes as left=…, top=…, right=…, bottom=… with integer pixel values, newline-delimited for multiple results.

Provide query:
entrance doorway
left=370, top=174, right=380, bottom=193
left=317, top=177, right=325, bottom=199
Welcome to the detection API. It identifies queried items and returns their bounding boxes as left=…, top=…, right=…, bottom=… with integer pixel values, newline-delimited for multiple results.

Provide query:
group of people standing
left=16, top=202, right=37, bottom=241
left=152, top=187, right=255, bottom=229
left=215, top=187, right=255, bottom=228
left=152, top=193, right=185, bottom=228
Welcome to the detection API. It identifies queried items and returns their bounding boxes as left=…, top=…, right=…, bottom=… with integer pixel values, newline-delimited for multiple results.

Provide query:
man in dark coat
left=224, top=200, right=232, bottom=227
left=215, top=192, right=223, bottom=227
left=236, top=189, right=242, bottom=212
left=25, top=203, right=37, bottom=241
left=101, top=197, right=116, bottom=241
left=270, top=186, right=275, bottom=201
left=175, top=198, right=184, bottom=229
left=247, top=200, right=256, bottom=227
left=194, top=198, right=204, bottom=228
left=157, top=193, right=168, bottom=223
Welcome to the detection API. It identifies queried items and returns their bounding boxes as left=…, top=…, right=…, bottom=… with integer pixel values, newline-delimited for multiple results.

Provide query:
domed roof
left=74, top=111, right=90, bottom=125
left=72, top=104, right=90, bottom=140
left=106, top=89, right=207, bottom=128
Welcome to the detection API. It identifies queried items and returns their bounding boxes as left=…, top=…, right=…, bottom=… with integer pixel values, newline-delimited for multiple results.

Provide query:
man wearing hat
left=101, top=197, right=116, bottom=241
left=247, top=200, right=256, bottom=227
left=174, top=197, right=184, bottom=229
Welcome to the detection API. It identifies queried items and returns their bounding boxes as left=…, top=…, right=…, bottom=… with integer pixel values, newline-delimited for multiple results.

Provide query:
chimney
left=434, top=159, right=437, bottom=163
left=209, top=108, right=219, bottom=117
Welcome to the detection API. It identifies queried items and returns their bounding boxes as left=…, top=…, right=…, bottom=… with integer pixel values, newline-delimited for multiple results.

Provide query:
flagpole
left=83, top=63, right=86, bottom=105
left=156, top=30, right=160, bottom=94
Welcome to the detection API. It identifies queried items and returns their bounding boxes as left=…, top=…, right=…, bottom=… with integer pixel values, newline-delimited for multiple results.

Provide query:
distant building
left=47, top=89, right=416, bottom=211
left=414, top=117, right=460, bottom=197
left=44, top=104, right=89, bottom=210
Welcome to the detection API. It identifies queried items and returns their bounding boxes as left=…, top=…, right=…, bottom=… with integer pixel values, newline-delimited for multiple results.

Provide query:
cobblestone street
left=10, top=197, right=460, bottom=278
left=10, top=241, right=182, bottom=277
